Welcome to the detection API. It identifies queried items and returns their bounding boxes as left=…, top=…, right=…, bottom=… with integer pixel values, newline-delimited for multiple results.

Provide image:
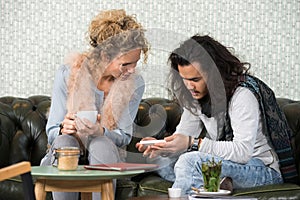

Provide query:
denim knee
left=88, top=136, right=120, bottom=164
left=52, top=134, right=80, bottom=149
left=44, top=135, right=80, bottom=167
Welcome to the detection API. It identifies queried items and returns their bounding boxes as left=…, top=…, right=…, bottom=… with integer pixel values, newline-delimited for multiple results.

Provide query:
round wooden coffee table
left=31, top=165, right=145, bottom=200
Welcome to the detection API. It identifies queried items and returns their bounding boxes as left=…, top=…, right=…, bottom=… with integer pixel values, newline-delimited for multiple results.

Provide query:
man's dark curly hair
left=168, top=34, right=250, bottom=116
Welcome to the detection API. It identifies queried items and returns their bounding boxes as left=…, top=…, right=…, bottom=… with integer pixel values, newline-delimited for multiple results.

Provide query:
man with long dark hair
left=137, top=35, right=297, bottom=194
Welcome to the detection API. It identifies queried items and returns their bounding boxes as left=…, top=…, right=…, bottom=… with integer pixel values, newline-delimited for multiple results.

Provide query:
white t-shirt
left=175, top=87, right=280, bottom=172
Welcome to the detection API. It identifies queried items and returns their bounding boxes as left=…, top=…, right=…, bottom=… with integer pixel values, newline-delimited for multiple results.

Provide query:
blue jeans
left=159, top=151, right=283, bottom=195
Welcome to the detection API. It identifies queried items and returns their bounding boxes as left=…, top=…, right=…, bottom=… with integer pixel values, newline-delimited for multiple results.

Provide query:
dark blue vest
left=223, top=75, right=298, bottom=183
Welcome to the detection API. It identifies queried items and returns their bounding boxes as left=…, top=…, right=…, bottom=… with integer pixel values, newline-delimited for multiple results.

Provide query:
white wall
left=1, top=0, right=299, bottom=99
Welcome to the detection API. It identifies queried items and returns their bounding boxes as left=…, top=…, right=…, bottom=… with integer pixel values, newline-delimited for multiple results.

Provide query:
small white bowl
left=168, top=188, right=182, bottom=198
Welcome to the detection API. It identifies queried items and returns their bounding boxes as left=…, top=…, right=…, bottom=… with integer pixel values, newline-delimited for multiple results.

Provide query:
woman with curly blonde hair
left=41, top=9, right=149, bottom=200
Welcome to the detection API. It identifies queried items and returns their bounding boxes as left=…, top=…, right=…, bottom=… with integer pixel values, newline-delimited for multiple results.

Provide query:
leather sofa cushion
left=234, top=183, right=300, bottom=199
left=116, top=179, right=138, bottom=199
left=0, top=95, right=51, bottom=167
left=137, top=174, right=172, bottom=196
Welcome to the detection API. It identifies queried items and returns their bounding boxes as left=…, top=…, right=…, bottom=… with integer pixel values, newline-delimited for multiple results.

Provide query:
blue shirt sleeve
left=46, top=65, right=69, bottom=144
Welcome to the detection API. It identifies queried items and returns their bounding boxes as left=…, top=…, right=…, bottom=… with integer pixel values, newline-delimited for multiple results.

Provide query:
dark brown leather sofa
left=0, top=96, right=299, bottom=199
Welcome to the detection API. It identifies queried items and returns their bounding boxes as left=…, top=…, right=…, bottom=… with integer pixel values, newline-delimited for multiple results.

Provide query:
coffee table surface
left=129, top=195, right=257, bottom=200
left=128, top=195, right=187, bottom=200
left=31, top=165, right=145, bottom=180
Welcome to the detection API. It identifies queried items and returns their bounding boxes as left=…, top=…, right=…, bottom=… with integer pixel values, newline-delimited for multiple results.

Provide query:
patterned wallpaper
left=1, top=0, right=299, bottom=99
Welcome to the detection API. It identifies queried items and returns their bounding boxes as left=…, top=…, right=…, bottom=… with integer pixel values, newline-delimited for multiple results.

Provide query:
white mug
left=76, top=111, right=98, bottom=124
left=168, top=188, right=182, bottom=198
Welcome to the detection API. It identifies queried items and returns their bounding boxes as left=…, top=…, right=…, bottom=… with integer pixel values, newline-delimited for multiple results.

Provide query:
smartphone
left=139, top=140, right=166, bottom=146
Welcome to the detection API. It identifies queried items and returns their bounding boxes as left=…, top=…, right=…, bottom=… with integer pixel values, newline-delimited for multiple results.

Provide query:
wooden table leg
left=35, top=179, right=47, bottom=200
left=35, top=178, right=114, bottom=200
left=81, top=192, right=92, bottom=200
left=101, top=180, right=114, bottom=200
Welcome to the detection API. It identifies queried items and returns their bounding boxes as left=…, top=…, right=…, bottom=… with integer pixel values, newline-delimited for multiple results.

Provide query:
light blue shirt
left=46, top=65, right=145, bottom=147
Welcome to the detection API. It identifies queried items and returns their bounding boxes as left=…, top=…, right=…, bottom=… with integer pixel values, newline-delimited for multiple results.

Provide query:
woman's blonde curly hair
left=88, top=9, right=149, bottom=63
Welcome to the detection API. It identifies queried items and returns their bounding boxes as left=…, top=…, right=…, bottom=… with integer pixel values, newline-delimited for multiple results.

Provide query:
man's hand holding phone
left=136, top=134, right=190, bottom=158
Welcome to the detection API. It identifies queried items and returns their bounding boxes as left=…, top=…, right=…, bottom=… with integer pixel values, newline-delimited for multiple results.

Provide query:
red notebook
left=84, top=162, right=159, bottom=171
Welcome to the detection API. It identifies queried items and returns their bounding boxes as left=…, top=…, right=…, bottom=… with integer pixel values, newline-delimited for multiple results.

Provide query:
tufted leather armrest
left=0, top=95, right=51, bottom=167
left=277, top=98, right=300, bottom=181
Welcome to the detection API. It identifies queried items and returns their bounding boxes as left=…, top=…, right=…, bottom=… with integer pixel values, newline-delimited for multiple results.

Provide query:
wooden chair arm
left=0, top=161, right=31, bottom=181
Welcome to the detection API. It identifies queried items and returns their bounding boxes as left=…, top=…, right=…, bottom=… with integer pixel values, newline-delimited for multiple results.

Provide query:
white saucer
left=197, top=188, right=231, bottom=196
